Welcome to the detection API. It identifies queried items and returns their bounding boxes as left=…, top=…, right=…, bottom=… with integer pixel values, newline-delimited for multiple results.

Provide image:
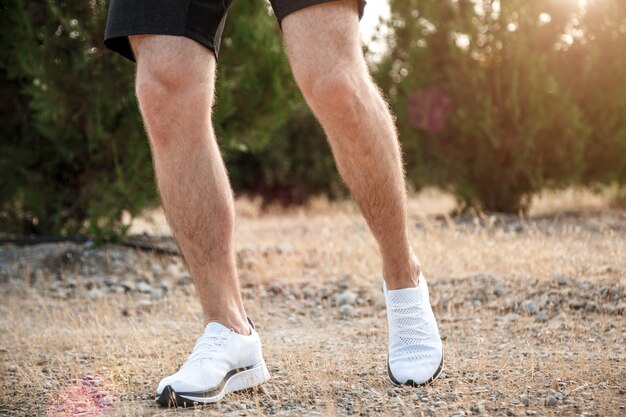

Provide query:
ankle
left=383, top=252, right=421, bottom=290
left=203, top=311, right=250, bottom=336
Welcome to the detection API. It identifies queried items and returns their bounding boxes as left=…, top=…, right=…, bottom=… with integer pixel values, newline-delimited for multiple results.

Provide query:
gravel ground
left=0, top=207, right=624, bottom=416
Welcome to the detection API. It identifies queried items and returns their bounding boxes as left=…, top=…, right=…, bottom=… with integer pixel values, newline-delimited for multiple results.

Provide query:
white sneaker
left=384, top=274, right=444, bottom=386
left=156, top=318, right=270, bottom=407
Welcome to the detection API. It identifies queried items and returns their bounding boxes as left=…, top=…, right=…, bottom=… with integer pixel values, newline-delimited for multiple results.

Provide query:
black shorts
left=104, top=0, right=367, bottom=62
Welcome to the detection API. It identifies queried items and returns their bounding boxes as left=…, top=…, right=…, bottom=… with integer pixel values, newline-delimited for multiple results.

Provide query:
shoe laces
left=181, top=330, right=231, bottom=369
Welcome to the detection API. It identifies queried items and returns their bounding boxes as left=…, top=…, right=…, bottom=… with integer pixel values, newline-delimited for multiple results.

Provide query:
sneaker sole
left=387, top=354, right=444, bottom=387
left=155, top=360, right=270, bottom=407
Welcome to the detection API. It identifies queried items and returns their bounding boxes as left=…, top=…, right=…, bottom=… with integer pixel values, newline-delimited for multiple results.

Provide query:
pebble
left=177, top=273, right=192, bottom=286
left=519, top=299, right=538, bottom=315
left=535, top=311, right=549, bottom=322
left=493, top=284, right=505, bottom=297
left=119, top=280, right=136, bottom=291
left=470, top=401, right=486, bottom=414
left=502, top=313, right=519, bottom=324
left=339, top=304, right=353, bottom=319
left=87, top=288, right=104, bottom=299
left=137, top=282, right=153, bottom=293
left=545, top=395, right=558, bottom=407
left=554, top=274, right=570, bottom=285
left=520, top=395, right=530, bottom=407
left=338, top=291, right=358, bottom=306
left=165, top=264, right=180, bottom=277
left=136, top=299, right=153, bottom=312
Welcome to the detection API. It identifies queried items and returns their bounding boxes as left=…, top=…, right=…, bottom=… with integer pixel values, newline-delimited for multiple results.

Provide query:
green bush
left=215, top=1, right=346, bottom=205
left=0, top=0, right=343, bottom=239
left=3, top=0, right=624, bottom=239
left=379, top=0, right=624, bottom=212
left=0, top=0, right=154, bottom=240
left=227, top=106, right=346, bottom=205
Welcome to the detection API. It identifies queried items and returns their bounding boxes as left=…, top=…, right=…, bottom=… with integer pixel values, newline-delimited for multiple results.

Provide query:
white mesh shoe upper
left=385, top=274, right=443, bottom=385
left=156, top=321, right=265, bottom=395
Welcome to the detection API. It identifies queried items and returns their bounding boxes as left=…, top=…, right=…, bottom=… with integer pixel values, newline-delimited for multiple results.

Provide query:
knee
left=299, top=67, right=369, bottom=125
left=135, top=60, right=214, bottom=144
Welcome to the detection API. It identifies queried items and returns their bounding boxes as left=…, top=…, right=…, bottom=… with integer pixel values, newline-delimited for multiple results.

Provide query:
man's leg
left=131, top=35, right=248, bottom=334
left=132, top=35, right=270, bottom=406
left=281, top=0, right=443, bottom=386
left=281, top=1, right=417, bottom=290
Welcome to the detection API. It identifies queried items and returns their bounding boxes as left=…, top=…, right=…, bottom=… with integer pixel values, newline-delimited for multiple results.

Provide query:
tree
left=378, top=0, right=624, bottom=212
left=0, top=0, right=344, bottom=239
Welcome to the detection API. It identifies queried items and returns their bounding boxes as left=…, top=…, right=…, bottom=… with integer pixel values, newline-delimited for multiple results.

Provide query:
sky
left=359, top=0, right=391, bottom=59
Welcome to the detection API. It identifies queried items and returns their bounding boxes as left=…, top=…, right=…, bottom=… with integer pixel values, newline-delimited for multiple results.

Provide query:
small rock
left=520, top=299, right=538, bottom=315
left=149, top=287, right=163, bottom=298
left=301, top=286, right=317, bottom=299
left=493, top=285, right=505, bottom=297
left=268, top=283, right=283, bottom=295
left=159, top=278, right=174, bottom=292
left=520, top=395, right=530, bottom=407
left=502, top=313, right=519, bottom=324
left=7, top=364, right=17, bottom=372
left=42, top=382, right=52, bottom=389
left=554, top=274, right=569, bottom=285
left=149, top=264, right=162, bottom=277
left=51, top=289, right=68, bottom=299
left=470, top=401, right=486, bottom=414
left=119, top=280, right=136, bottom=292
left=338, top=291, right=358, bottom=306
left=177, top=273, right=192, bottom=286
left=87, top=288, right=104, bottom=299
left=570, top=297, right=586, bottom=309
left=545, top=395, right=558, bottom=407
left=137, top=282, right=153, bottom=293
left=136, top=299, right=153, bottom=312
left=339, top=304, right=354, bottom=319
left=165, top=264, right=180, bottom=277
left=535, top=311, right=549, bottom=322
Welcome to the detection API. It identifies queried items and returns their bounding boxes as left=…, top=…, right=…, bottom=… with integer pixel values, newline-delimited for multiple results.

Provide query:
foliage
left=2, top=0, right=625, bottom=240
left=0, top=0, right=153, bottom=240
left=378, top=0, right=625, bottom=212
left=215, top=1, right=345, bottom=205
left=0, top=0, right=344, bottom=238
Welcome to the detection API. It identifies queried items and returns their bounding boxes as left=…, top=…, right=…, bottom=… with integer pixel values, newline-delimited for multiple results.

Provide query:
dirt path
left=1, top=205, right=624, bottom=416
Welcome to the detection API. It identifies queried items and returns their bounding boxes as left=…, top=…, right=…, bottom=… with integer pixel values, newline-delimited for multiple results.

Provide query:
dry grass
left=1, top=188, right=625, bottom=416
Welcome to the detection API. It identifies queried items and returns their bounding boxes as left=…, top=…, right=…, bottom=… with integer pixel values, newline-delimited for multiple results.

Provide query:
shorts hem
left=104, top=26, right=218, bottom=63
left=274, top=0, right=366, bottom=25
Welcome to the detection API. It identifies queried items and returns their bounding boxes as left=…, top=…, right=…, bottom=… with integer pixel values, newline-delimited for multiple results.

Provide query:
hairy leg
left=282, top=1, right=419, bottom=289
left=130, top=35, right=249, bottom=334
